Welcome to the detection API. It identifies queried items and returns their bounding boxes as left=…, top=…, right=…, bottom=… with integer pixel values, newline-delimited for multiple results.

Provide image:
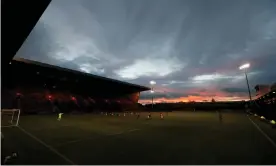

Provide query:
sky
left=15, top=0, right=276, bottom=104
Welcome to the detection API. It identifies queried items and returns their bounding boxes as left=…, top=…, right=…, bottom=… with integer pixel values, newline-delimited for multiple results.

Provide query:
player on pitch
left=160, top=113, right=164, bottom=119
left=137, top=112, right=140, bottom=119
left=147, top=112, right=152, bottom=120
left=57, top=112, right=64, bottom=121
left=53, top=101, right=63, bottom=121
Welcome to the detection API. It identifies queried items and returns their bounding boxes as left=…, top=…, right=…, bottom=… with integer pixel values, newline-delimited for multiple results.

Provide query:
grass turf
left=1, top=111, right=276, bottom=165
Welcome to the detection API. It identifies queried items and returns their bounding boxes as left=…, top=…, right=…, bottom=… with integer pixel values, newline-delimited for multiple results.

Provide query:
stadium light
left=149, top=80, right=156, bottom=109
left=239, top=63, right=252, bottom=102
left=150, top=80, right=156, bottom=85
left=239, top=63, right=250, bottom=70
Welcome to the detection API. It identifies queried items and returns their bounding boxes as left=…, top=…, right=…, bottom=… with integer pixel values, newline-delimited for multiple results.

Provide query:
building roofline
left=13, top=57, right=150, bottom=91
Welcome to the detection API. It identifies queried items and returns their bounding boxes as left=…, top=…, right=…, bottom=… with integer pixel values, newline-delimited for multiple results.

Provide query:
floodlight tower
left=150, top=81, right=156, bottom=109
left=239, top=63, right=252, bottom=101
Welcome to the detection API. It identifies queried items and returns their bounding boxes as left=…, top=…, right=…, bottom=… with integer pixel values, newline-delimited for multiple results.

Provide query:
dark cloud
left=15, top=0, right=276, bottom=101
left=140, top=91, right=189, bottom=100
left=222, top=88, right=248, bottom=93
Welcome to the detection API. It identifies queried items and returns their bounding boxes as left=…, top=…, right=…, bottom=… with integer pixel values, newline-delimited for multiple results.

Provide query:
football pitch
left=2, top=111, right=276, bottom=165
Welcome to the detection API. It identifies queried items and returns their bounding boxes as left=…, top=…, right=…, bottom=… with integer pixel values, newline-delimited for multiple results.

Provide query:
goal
left=1, top=109, right=21, bottom=127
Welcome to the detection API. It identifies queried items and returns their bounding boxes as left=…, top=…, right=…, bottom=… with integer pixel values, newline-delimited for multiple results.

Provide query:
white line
left=35, top=125, right=72, bottom=131
left=56, top=129, right=141, bottom=147
left=248, top=117, right=276, bottom=149
left=57, top=132, right=126, bottom=147
left=55, top=136, right=100, bottom=147
left=57, top=138, right=94, bottom=147
left=1, top=126, right=15, bottom=128
left=106, top=128, right=141, bottom=136
left=17, top=126, right=76, bottom=165
left=107, top=131, right=124, bottom=135
left=128, top=129, right=140, bottom=132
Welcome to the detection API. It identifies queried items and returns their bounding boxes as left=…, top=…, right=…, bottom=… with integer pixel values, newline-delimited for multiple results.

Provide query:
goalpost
left=1, top=109, right=21, bottom=127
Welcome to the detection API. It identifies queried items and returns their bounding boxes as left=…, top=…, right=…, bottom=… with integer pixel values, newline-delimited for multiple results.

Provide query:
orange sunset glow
left=139, top=95, right=249, bottom=104
left=139, top=85, right=250, bottom=104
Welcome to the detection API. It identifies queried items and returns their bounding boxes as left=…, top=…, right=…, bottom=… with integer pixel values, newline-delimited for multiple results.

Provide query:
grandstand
left=253, top=82, right=276, bottom=120
left=2, top=58, right=150, bottom=114
left=2, top=0, right=150, bottom=114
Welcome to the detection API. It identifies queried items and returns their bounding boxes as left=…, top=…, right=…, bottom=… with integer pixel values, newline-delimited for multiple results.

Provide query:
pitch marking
left=128, top=129, right=140, bottom=132
left=1, top=126, right=15, bottom=128
left=18, top=126, right=76, bottom=165
left=248, top=117, right=276, bottom=149
left=56, top=128, right=141, bottom=147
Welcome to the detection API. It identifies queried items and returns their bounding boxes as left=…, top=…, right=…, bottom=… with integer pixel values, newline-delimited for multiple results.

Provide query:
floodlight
left=239, top=63, right=250, bottom=70
left=150, top=80, right=156, bottom=85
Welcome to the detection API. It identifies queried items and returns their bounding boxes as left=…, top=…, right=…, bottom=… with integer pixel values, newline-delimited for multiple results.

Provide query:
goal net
left=1, top=109, right=21, bottom=127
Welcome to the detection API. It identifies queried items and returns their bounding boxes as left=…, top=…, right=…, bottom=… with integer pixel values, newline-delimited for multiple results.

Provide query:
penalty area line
left=55, top=136, right=100, bottom=147
left=106, top=128, right=141, bottom=136
left=17, top=126, right=76, bottom=165
left=55, top=128, right=141, bottom=147
left=1, top=126, right=16, bottom=128
left=128, top=128, right=140, bottom=132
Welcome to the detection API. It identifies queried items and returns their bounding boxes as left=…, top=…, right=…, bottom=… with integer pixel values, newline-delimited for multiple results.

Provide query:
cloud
left=115, top=57, right=184, bottom=79
left=140, top=91, right=188, bottom=100
left=191, top=73, right=234, bottom=82
left=79, top=63, right=105, bottom=74
left=14, top=0, right=276, bottom=102
left=222, top=87, right=248, bottom=93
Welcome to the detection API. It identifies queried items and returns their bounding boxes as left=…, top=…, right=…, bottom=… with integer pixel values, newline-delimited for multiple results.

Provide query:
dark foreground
left=2, top=111, right=276, bottom=165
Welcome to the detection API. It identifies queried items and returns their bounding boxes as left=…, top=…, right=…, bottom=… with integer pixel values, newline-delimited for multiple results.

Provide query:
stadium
left=2, top=57, right=150, bottom=115
left=1, top=0, right=276, bottom=165
left=253, top=83, right=276, bottom=121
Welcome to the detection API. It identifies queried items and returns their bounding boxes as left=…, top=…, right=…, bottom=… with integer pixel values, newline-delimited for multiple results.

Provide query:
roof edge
left=12, top=57, right=150, bottom=91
